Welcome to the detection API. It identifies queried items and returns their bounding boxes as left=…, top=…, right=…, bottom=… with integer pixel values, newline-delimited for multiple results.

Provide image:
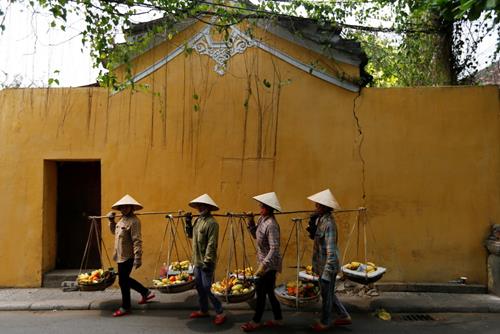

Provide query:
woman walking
left=241, top=192, right=283, bottom=332
left=185, top=193, right=226, bottom=325
left=107, top=194, right=155, bottom=317
left=306, top=189, right=351, bottom=332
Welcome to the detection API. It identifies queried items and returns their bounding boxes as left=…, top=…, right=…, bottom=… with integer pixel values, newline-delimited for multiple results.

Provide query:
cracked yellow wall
left=0, top=35, right=498, bottom=287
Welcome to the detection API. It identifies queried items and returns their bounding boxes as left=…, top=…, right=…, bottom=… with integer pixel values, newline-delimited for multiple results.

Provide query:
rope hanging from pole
left=79, top=219, right=113, bottom=275
left=293, top=218, right=302, bottom=310
left=153, top=218, right=170, bottom=279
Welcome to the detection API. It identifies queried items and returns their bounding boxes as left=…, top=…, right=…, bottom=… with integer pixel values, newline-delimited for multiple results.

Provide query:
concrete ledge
left=30, top=300, right=91, bottom=311
left=375, top=282, right=487, bottom=294
left=1, top=288, right=500, bottom=313
left=0, top=301, right=33, bottom=311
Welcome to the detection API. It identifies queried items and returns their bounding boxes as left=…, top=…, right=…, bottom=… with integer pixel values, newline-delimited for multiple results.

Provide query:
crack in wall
left=352, top=91, right=366, bottom=205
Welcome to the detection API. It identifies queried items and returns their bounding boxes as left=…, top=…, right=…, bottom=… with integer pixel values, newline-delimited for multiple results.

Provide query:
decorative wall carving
left=192, top=27, right=255, bottom=75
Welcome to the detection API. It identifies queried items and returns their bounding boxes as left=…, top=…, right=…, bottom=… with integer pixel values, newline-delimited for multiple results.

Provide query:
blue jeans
left=320, top=275, right=349, bottom=326
left=194, top=266, right=223, bottom=314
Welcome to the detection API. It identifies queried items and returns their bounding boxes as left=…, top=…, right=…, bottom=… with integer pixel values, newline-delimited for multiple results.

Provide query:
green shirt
left=191, top=214, right=219, bottom=267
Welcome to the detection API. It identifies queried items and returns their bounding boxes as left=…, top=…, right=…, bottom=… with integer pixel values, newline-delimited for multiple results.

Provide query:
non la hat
left=189, top=193, right=219, bottom=211
left=307, top=189, right=341, bottom=210
left=112, top=194, right=143, bottom=211
left=252, top=192, right=282, bottom=212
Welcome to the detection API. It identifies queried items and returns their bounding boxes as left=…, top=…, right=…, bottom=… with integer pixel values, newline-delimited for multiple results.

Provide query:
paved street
left=0, top=310, right=499, bottom=334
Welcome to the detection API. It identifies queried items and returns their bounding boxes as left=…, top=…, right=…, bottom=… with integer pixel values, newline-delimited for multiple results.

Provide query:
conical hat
left=189, top=193, right=219, bottom=211
left=307, top=189, right=340, bottom=210
left=253, top=192, right=282, bottom=212
left=112, top=194, right=143, bottom=211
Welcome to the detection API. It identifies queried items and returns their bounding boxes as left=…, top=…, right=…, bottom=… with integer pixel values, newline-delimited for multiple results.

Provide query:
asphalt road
left=0, top=310, right=499, bottom=333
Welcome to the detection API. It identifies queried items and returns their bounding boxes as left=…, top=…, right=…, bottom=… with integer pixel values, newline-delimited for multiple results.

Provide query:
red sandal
left=333, top=316, right=352, bottom=326
left=241, top=321, right=262, bottom=332
left=138, top=291, right=156, bottom=304
left=213, top=313, right=227, bottom=325
left=264, top=320, right=284, bottom=328
left=112, top=308, right=130, bottom=317
left=311, top=323, right=330, bottom=332
left=189, top=311, right=210, bottom=319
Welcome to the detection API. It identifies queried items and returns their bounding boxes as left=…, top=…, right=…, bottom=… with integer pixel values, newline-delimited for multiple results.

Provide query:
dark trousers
left=118, top=258, right=148, bottom=310
left=253, top=270, right=282, bottom=323
left=319, top=275, right=349, bottom=326
left=194, top=266, right=223, bottom=314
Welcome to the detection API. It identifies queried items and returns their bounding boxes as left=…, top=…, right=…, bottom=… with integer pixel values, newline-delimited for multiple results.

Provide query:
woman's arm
left=130, top=218, right=143, bottom=268
left=261, top=222, right=280, bottom=269
left=107, top=212, right=116, bottom=234
left=204, top=221, right=219, bottom=265
left=321, top=219, right=338, bottom=281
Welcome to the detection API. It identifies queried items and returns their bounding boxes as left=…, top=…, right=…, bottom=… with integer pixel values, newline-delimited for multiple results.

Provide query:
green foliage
left=0, top=0, right=497, bottom=88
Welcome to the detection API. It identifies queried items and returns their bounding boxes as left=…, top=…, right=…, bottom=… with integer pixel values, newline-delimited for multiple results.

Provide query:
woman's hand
left=245, top=212, right=256, bottom=228
left=134, top=258, right=142, bottom=270
left=254, top=264, right=265, bottom=277
left=107, top=211, right=116, bottom=222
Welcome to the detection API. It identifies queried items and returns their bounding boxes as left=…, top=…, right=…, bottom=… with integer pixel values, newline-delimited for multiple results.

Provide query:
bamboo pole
left=88, top=211, right=183, bottom=220
left=89, top=207, right=367, bottom=220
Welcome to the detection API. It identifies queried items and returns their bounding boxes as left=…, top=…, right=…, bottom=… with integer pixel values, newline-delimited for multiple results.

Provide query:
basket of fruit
left=211, top=277, right=256, bottom=303
left=274, top=281, right=320, bottom=307
left=298, top=265, right=319, bottom=282
left=341, top=261, right=386, bottom=284
left=77, top=268, right=116, bottom=291
left=168, top=260, right=194, bottom=275
left=153, top=272, right=195, bottom=293
left=229, top=267, right=258, bottom=281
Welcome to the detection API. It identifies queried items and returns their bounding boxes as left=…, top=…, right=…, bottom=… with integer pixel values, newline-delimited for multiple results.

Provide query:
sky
left=0, top=1, right=497, bottom=88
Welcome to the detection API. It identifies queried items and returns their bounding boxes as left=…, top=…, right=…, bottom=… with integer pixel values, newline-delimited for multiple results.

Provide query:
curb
left=1, top=300, right=499, bottom=313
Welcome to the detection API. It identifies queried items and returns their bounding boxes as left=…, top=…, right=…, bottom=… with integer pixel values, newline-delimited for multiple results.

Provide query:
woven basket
left=156, top=279, right=196, bottom=294
left=274, top=284, right=320, bottom=308
left=78, top=272, right=116, bottom=292
left=212, top=287, right=256, bottom=303
left=341, top=265, right=386, bottom=285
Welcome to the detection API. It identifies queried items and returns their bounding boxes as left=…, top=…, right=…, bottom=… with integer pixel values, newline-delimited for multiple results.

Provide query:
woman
left=107, top=194, right=155, bottom=317
left=241, top=192, right=283, bottom=332
left=185, top=193, right=226, bottom=325
left=307, top=189, right=351, bottom=332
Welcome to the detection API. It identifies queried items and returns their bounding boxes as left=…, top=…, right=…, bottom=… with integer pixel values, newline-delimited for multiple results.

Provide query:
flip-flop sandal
left=311, top=323, right=330, bottom=332
left=112, top=308, right=130, bottom=317
left=213, top=314, right=227, bottom=325
left=264, top=320, right=283, bottom=328
left=138, top=292, right=156, bottom=304
left=241, top=322, right=262, bottom=332
left=189, top=311, right=210, bottom=319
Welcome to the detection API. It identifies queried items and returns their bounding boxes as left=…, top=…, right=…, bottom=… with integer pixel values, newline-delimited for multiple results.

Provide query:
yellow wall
left=42, top=161, right=57, bottom=273
left=0, top=28, right=498, bottom=287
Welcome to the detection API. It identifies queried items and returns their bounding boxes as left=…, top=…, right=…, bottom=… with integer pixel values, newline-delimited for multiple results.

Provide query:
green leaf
left=263, top=79, right=271, bottom=88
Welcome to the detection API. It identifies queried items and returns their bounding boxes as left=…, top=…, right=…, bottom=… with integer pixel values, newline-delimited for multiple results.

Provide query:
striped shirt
left=312, top=213, right=340, bottom=280
left=249, top=215, right=282, bottom=272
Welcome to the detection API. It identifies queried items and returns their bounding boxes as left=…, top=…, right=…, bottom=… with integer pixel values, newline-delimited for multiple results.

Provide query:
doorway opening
left=55, top=161, right=101, bottom=269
